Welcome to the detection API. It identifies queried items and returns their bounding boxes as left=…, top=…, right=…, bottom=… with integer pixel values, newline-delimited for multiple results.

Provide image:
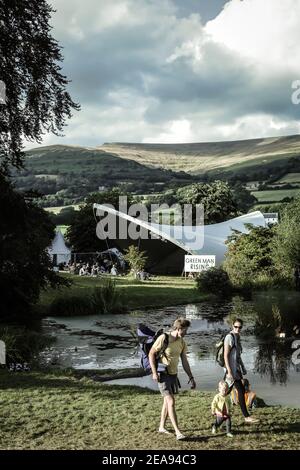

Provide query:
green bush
left=0, top=326, right=54, bottom=363
left=91, top=279, right=126, bottom=314
left=254, top=305, right=283, bottom=338
left=251, top=272, right=291, bottom=290
left=196, top=267, right=233, bottom=297
left=48, top=294, right=93, bottom=316
left=48, top=279, right=127, bottom=316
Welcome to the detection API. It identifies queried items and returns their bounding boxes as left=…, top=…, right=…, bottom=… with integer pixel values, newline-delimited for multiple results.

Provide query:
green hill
left=12, top=135, right=300, bottom=207
left=13, top=145, right=192, bottom=206
left=101, top=134, right=300, bottom=176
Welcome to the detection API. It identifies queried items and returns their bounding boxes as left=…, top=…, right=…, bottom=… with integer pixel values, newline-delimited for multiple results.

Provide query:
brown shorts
left=158, top=373, right=179, bottom=396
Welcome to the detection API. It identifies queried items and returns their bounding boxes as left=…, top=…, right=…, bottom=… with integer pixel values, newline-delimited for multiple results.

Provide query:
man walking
left=149, top=317, right=196, bottom=440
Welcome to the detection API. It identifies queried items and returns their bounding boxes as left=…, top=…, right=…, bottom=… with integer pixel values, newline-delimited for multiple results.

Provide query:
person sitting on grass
left=211, top=380, right=233, bottom=438
left=79, top=265, right=86, bottom=276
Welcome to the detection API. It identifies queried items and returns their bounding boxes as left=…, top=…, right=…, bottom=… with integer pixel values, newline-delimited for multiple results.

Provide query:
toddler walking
left=211, top=380, right=233, bottom=438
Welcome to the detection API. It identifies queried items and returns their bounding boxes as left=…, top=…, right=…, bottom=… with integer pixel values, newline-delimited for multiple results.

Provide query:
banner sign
left=184, top=255, right=216, bottom=272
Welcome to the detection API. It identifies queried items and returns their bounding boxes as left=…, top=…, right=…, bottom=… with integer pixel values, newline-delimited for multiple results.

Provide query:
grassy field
left=101, top=135, right=300, bottom=174
left=0, top=369, right=299, bottom=450
left=55, top=225, right=69, bottom=236
left=277, top=172, right=300, bottom=183
left=252, top=202, right=288, bottom=213
left=251, top=188, right=300, bottom=202
left=45, top=204, right=81, bottom=214
left=39, top=274, right=207, bottom=314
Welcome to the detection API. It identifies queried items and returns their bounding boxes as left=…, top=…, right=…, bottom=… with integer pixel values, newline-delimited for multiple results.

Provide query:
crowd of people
left=55, top=256, right=125, bottom=277
left=69, top=260, right=122, bottom=276
left=56, top=258, right=153, bottom=281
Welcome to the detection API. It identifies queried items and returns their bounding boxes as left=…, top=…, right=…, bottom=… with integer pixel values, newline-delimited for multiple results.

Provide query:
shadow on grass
left=183, top=421, right=300, bottom=437
left=0, top=372, right=157, bottom=399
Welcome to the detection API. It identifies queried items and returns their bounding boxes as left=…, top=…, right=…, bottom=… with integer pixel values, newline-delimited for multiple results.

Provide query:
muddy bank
left=73, top=367, right=146, bottom=382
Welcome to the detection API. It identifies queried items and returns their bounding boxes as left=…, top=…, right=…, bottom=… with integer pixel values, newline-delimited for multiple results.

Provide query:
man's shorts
left=158, top=372, right=179, bottom=396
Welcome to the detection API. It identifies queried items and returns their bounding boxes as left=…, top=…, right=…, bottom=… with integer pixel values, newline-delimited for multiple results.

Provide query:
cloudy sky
left=35, top=0, right=300, bottom=147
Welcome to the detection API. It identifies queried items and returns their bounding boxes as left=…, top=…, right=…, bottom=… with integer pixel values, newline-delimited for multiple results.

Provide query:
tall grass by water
left=39, top=274, right=208, bottom=316
left=47, top=278, right=125, bottom=316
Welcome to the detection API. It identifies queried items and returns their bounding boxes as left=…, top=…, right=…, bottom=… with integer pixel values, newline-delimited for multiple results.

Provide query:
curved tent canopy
left=93, top=204, right=266, bottom=266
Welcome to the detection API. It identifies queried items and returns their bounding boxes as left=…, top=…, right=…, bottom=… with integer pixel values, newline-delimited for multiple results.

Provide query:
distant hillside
left=12, top=145, right=192, bottom=206
left=101, top=135, right=300, bottom=175
left=12, top=135, right=300, bottom=207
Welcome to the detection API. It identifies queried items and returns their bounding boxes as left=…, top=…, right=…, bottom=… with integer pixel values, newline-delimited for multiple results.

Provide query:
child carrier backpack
left=215, top=332, right=235, bottom=367
left=137, top=323, right=169, bottom=374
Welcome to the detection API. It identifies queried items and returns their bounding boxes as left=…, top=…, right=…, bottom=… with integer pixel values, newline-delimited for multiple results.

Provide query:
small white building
left=48, top=229, right=71, bottom=266
left=263, top=213, right=279, bottom=225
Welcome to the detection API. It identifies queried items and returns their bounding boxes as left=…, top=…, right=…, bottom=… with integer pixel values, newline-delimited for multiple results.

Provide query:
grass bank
left=251, top=188, right=300, bottom=202
left=0, top=369, right=299, bottom=450
left=38, top=274, right=209, bottom=315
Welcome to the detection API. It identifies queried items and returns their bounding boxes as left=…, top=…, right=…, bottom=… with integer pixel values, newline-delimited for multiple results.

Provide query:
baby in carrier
left=231, top=378, right=257, bottom=410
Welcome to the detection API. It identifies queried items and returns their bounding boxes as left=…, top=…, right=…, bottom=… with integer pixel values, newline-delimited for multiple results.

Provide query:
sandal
left=158, top=428, right=171, bottom=434
left=245, top=416, right=259, bottom=424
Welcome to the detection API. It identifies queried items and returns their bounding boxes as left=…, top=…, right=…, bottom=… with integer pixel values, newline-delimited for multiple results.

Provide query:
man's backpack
left=137, top=323, right=169, bottom=374
left=215, top=332, right=235, bottom=367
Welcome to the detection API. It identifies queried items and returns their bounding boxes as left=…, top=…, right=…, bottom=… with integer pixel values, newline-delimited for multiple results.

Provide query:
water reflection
left=40, top=290, right=300, bottom=406
left=255, top=340, right=297, bottom=385
left=238, top=292, right=300, bottom=386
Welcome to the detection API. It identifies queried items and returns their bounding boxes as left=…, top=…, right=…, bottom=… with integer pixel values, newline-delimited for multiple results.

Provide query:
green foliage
left=226, top=296, right=257, bottom=326
left=91, top=279, right=125, bottom=314
left=252, top=202, right=287, bottom=216
left=176, top=181, right=239, bottom=224
left=12, top=146, right=189, bottom=205
left=0, top=0, right=79, bottom=172
left=254, top=305, right=283, bottom=338
left=0, top=326, right=54, bottom=363
left=0, top=175, right=69, bottom=320
left=123, top=245, right=148, bottom=275
left=196, top=267, right=232, bottom=297
left=231, top=182, right=257, bottom=212
left=272, top=195, right=300, bottom=278
left=48, top=279, right=126, bottom=316
left=48, top=294, right=93, bottom=316
left=223, top=225, right=276, bottom=288
left=0, top=0, right=77, bottom=320
left=66, top=189, right=134, bottom=252
left=39, top=274, right=207, bottom=312
left=49, top=206, right=77, bottom=226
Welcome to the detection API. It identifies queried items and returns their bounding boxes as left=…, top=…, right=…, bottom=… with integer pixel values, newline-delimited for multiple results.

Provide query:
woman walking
left=224, top=318, right=259, bottom=423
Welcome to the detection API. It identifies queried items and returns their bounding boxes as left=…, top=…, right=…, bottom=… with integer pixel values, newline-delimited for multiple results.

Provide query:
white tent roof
left=48, top=229, right=71, bottom=256
left=93, top=204, right=266, bottom=265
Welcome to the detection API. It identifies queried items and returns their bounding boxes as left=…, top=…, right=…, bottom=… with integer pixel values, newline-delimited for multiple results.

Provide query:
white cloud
left=144, top=119, right=194, bottom=143
left=29, top=0, right=300, bottom=148
left=205, top=0, right=300, bottom=74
